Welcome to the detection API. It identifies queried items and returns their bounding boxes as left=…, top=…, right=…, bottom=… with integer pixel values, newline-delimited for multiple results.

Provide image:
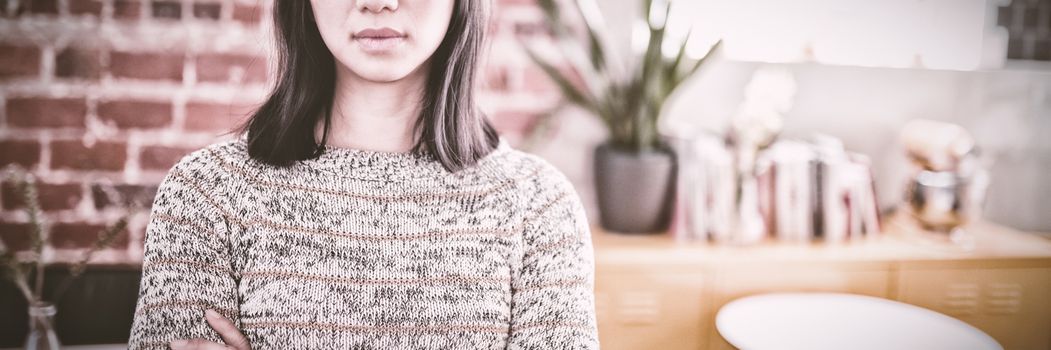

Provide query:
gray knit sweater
left=127, top=135, right=599, bottom=349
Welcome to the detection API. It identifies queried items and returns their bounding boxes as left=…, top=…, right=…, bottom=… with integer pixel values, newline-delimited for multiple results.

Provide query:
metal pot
left=904, top=169, right=988, bottom=232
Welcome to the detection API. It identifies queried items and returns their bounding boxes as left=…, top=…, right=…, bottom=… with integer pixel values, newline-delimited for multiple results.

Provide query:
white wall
left=534, top=0, right=1051, bottom=232
left=663, top=60, right=1051, bottom=232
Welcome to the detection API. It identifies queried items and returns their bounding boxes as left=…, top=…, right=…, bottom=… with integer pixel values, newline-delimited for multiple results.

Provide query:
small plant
left=0, top=165, right=136, bottom=306
left=521, top=0, right=722, bottom=153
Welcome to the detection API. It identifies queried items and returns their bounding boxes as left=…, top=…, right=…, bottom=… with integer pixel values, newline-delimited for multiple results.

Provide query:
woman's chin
left=340, top=65, right=414, bottom=82
left=339, top=58, right=422, bottom=83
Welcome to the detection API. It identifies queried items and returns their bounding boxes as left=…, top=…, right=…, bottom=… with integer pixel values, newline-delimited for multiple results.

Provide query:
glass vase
left=25, top=301, right=61, bottom=350
left=728, top=170, right=767, bottom=245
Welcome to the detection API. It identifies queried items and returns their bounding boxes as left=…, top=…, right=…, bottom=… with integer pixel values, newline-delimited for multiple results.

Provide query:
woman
left=128, top=0, right=599, bottom=349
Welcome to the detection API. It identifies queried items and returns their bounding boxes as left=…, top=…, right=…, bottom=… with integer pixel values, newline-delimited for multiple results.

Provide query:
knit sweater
left=127, top=135, right=599, bottom=349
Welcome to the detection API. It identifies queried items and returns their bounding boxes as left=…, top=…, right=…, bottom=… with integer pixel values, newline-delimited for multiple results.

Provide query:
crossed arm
left=128, top=159, right=250, bottom=350
left=169, top=310, right=250, bottom=350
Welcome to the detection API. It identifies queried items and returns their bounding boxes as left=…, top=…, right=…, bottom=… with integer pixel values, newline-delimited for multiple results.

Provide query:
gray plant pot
left=593, top=140, right=677, bottom=234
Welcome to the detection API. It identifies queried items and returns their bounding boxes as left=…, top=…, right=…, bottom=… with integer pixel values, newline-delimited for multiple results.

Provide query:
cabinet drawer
left=896, top=268, right=1051, bottom=350
left=595, top=270, right=708, bottom=350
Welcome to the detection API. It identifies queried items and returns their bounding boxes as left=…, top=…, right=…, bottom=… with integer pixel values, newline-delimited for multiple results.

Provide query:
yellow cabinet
left=896, top=267, right=1051, bottom=350
left=595, top=269, right=708, bottom=350
left=591, top=220, right=1051, bottom=350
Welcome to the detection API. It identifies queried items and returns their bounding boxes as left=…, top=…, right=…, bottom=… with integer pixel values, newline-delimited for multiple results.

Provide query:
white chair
left=716, top=292, right=1002, bottom=350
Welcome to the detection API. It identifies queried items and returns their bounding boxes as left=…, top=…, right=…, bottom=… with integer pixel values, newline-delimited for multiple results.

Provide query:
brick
left=487, top=18, right=500, bottom=37
left=69, top=0, right=104, bottom=15
left=1, top=181, right=82, bottom=211
left=6, top=97, right=87, bottom=128
left=184, top=102, right=255, bottom=132
left=489, top=110, right=540, bottom=136
left=114, top=0, right=141, bottom=19
left=110, top=51, right=184, bottom=81
left=483, top=65, right=509, bottom=91
left=56, top=47, right=102, bottom=79
left=513, top=20, right=550, bottom=37
left=0, top=44, right=41, bottom=78
left=232, top=4, right=261, bottom=24
left=193, top=2, right=221, bottom=20
left=0, top=140, right=42, bottom=168
left=520, top=66, right=557, bottom=92
left=151, top=0, right=182, bottom=19
left=97, top=100, right=173, bottom=129
left=28, top=0, right=58, bottom=14
left=518, top=65, right=584, bottom=93
left=196, top=53, right=268, bottom=83
left=51, top=221, right=130, bottom=250
left=139, top=145, right=195, bottom=170
left=91, top=183, right=158, bottom=209
left=0, top=222, right=33, bottom=251
left=51, top=140, right=127, bottom=171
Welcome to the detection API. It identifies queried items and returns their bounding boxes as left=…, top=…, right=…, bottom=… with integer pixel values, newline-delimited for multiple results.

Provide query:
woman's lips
left=354, top=37, right=405, bottom=53
left=352, top=27, right=406, bottom=53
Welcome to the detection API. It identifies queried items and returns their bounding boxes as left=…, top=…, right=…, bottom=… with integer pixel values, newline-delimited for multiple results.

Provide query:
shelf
left=590, top=216, right=1051, bottom=268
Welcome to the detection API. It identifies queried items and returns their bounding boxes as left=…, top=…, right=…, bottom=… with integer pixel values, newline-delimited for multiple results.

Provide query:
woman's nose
left=357, top=0, right=399, bottom=13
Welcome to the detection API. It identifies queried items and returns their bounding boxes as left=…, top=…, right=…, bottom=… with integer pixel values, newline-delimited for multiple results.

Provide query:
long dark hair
left=234, top=0, right=499, bottom=172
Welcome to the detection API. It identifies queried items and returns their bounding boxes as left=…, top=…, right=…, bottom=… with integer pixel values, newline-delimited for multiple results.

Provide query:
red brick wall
left=0, top=0, right=563, bottom=264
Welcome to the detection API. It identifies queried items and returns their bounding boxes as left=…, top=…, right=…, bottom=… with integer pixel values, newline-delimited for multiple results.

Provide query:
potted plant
left=0, top=165, right=135, bottom=349
left=521, top=0, right=721, bottom=233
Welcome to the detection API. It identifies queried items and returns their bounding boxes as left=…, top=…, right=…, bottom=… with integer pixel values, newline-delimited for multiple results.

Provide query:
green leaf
left=665, top=27, right=693, bottom=94
left=584, top=23, right=607, bottom=72
left=679, top=39, right=723, bottom=87
left=536, top=0, right=569, bottom=38
left=573, top=0, right=610, bottom=73
left=520, top=101, right=568, bottom=153
left=522, top=44, right=597, bottom=112
left=523, top=0, right=719, bottom=152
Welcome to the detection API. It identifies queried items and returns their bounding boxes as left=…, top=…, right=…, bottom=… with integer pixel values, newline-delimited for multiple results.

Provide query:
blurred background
left=0, top=0, right=1049, bottom=349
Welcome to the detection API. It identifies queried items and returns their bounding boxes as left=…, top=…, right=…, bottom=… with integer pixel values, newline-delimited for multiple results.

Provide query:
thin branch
left=0, top=250, right=34, bottom=302
left=51, top=212, right=130, bottom=302
left=13, top=170, right=47, bottom=300
left=51, top=181, right=138, bottom=302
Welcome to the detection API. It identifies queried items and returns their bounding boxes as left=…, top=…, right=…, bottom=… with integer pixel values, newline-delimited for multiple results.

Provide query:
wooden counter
left=591, top=217, right=1051, bottom=350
